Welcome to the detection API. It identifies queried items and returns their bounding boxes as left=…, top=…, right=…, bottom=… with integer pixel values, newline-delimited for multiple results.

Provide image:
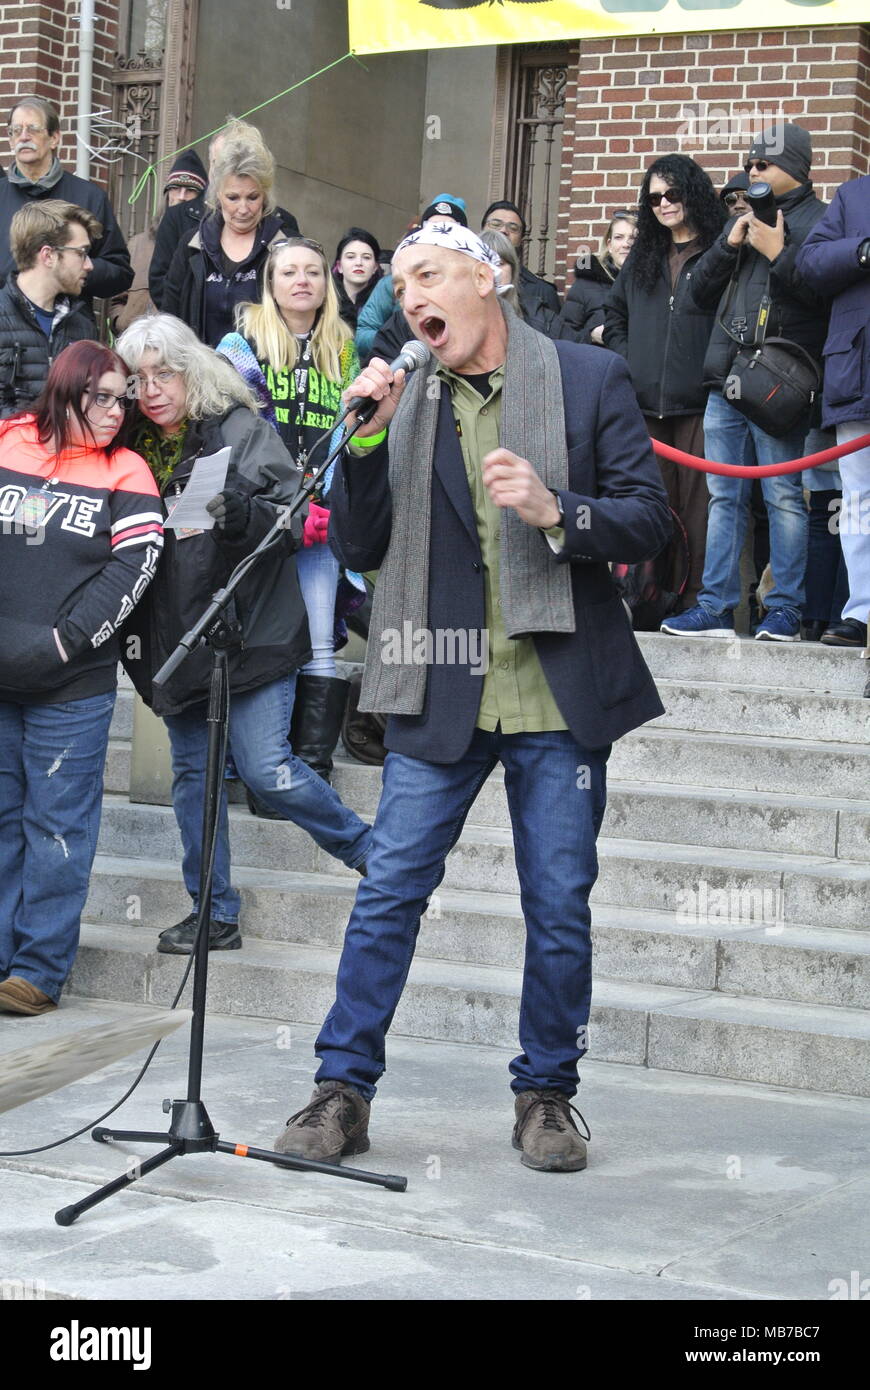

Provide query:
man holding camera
left=661, top=122, right=828, bottom=642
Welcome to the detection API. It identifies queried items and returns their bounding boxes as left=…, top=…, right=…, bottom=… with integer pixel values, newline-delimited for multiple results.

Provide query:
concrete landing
left=1, top=1000, right=867, bottom=1302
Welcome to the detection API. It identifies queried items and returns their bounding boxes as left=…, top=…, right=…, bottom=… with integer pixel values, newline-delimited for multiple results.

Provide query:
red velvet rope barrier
left=651, top=430, right=870, bottom=478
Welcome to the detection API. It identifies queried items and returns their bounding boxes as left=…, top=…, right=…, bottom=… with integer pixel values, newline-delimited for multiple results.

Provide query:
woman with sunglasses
left=604, top=155, right=726, bottom=612
left=0, top=340, right=163, bottom=1013
left=557, top=209, right=638, bottom=346
left=217, top=237, right=364, bottom=785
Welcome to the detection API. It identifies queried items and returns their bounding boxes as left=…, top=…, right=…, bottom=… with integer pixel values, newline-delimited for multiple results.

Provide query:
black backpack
left=612, top=507, right=689, bottom=631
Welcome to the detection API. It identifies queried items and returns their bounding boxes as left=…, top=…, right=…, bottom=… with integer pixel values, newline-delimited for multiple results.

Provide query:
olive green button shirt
left=437, top=363, right=568, bottom=733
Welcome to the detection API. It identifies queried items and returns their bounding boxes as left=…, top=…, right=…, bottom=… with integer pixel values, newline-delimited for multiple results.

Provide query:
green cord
left=128, top=50, right=359, bottom=209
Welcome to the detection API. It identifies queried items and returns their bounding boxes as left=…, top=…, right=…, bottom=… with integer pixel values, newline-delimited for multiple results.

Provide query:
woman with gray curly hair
left=116, top=314, right=371, bottom=955
left=162, top=120, right=300, bottom=346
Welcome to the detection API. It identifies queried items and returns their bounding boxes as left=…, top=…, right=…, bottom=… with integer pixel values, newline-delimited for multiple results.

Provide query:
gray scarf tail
left=360, top=308, right=574, bottom=717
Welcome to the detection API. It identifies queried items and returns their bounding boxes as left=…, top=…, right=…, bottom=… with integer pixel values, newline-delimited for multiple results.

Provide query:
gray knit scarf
left=359, top=306, right=574, bottom=716
left=8, top=157, right=64, bottom=193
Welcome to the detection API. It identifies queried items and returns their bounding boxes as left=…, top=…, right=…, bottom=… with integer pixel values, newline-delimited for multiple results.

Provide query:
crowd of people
left=0, top=92, right=868, bottom=1170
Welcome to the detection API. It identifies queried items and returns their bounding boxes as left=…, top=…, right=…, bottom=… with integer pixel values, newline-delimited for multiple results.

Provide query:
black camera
left=745, top=182, right=778, bottom=227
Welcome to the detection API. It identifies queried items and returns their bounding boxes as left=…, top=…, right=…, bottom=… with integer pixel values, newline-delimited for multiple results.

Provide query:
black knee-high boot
left=289, top=675, right=350, bottom=783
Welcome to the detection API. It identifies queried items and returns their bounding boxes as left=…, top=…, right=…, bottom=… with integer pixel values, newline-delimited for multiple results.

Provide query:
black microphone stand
left=56, top=401, right=407, bottom=1226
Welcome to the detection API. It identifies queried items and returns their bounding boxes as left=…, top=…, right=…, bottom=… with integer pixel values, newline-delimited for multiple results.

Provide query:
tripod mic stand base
left=54, top=1101, right=407, bottom=1225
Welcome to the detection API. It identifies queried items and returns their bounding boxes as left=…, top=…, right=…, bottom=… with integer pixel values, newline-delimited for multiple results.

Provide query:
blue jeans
left=698, top=392, right=808, bottom=615
left=164, top=673, right=371, bottom=923
left=0, top=691, right=115, bottom=1001
left=315, top=729, right=610, bottom=1101
left=296, top=543, right=339, bottom=676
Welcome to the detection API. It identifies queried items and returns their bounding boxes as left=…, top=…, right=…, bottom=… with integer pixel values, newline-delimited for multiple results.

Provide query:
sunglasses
left=744, top=159, right=771, bottom=173
left=270, top=237, right=325, bottom=257
left=647, top=187, right=683, bottom=208
left=722, top=192, right=745, bottom=208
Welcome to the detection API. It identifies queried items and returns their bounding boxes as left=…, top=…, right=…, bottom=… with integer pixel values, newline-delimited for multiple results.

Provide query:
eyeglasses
left=8, top=123, right=48, bottom=139
left=744, top=159, right=771, bottom=173
left=610, top=208, right=638, bottom=220
left=646, top=187, right=684, bottom=208
left=56, top=245, right=91, bottom=263
left=134, top=369, right=179, bottom=390
left=484, top=217, right=523, bottom=236
left=88, top=391, right=130, bottom=413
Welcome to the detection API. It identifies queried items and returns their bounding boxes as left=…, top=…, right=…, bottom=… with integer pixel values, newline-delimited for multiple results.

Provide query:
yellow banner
left=348, top=0, right=866, bottom=54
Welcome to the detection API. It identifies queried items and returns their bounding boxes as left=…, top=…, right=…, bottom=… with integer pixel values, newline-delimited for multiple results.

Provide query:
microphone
left=343, top=339, right=430, bottom=422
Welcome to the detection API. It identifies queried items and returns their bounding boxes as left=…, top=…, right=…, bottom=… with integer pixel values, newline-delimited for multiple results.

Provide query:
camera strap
left=718, top=248, right=772, bottom=347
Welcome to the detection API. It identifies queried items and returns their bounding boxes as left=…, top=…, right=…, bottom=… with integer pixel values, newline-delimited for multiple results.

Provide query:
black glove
left=206, top=489, right=250, bottom=538
left=858, top=238, right=870, bottom=270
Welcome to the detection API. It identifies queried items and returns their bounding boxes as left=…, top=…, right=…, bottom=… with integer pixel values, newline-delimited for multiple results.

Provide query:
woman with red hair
left=0, top=340, right=163, bottom=1014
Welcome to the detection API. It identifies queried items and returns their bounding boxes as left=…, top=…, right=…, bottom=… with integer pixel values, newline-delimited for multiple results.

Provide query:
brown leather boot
left=0, top=976, right=57, bottom=1015
left=512, top=1090, right=590, bottom=1172
left=274, top=1080, right=370, bottom=1162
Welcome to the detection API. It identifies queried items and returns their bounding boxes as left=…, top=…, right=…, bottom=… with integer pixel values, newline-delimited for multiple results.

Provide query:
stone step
left=327, top=761, right=870, bottom=859
left=109, top=687, right=133, bottom=741
left=102, top=730, right=870, bottom=847
left=103, top=738, right=131, bottom=796
left=610, top=726, right=870, bottom=799
left=637, top=630, right=869, bottom=694
left=84, top=857, right=870, bottom=1012
left=449, top=830, right=870, bottom=934
left=651, top=678, right=870, bottom=743
left=68, top=923, right=870, bottom=1098
left=93, top=798, right=870, bottom=932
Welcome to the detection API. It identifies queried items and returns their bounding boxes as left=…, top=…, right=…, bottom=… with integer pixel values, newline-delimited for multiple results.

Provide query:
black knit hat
left=334, top=226, right=382, bottom=263
left=747, top=123, right=812, bottom=184
left=481, top=200, right=526, bottom=236
left=420, top=194, right=468, bottom=227
left=720, top=171, right=750, bottom=199
left=163, top=148, right=208, bottom=195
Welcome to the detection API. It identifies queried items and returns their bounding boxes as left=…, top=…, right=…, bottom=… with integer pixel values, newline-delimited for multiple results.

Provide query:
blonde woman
left=162, top=120, right=300, bottom=346
left=218, top=237, right=362, bottom=782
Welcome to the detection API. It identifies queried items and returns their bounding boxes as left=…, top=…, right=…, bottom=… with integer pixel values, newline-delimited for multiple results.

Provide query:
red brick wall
left=0, top=0, right=120, bottom=188
left=557, top=24, right=870, bottom=293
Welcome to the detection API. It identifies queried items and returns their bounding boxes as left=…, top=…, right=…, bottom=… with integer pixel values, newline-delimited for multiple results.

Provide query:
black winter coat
left=0, top=277, right=97, bottom=416
left=603, top=244, right=718, bottom=417
left=689, top=181, right=829, bottom=389
left=161, top=207, right=300, bottom=346
left=556, top=255, right=618, bottom=344
left=148, top=195, right=205, bottom=309
left=332, top=270, right=380, bottom=333
left=0, top=167, right=133, bottom=310
left=518, top=264, right=560, bottom=320
left=123, top=406, right=310, bottom=717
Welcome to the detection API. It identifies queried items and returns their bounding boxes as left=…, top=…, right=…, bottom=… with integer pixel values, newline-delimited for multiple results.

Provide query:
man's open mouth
left=419, top=315, right=447, bottom=349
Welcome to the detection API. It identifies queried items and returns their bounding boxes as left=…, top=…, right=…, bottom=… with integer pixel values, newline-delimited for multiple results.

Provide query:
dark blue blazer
left=796, top=175, right=870, bottom=428
left=329, top=342, right=672, bottom=764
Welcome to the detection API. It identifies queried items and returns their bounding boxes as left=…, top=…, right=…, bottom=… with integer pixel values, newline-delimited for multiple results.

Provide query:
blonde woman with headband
left=218, top=236, right=363, bottom=786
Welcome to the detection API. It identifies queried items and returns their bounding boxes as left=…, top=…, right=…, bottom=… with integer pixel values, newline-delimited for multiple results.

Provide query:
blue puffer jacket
left=796, top=175, right=870, bottom=427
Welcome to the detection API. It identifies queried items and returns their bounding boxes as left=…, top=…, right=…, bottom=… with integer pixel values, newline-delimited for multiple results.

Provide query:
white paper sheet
left=163, top=447, right=231, bottom=530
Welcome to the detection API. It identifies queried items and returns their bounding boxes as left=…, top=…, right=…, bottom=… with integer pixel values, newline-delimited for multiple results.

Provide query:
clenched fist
left=481, top=449, right=561, bottom=529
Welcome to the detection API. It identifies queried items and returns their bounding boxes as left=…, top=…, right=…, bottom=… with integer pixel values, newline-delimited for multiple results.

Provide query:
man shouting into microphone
left=274, top=222, right=671, bottom=1172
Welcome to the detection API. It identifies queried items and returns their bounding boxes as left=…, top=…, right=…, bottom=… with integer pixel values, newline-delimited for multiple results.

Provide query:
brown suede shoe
left=0, top=977, right=57, bottom=1015
left=512, top=1090, right=590, bottom=1172
left=274, top=1080, right=370, bottom=1162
